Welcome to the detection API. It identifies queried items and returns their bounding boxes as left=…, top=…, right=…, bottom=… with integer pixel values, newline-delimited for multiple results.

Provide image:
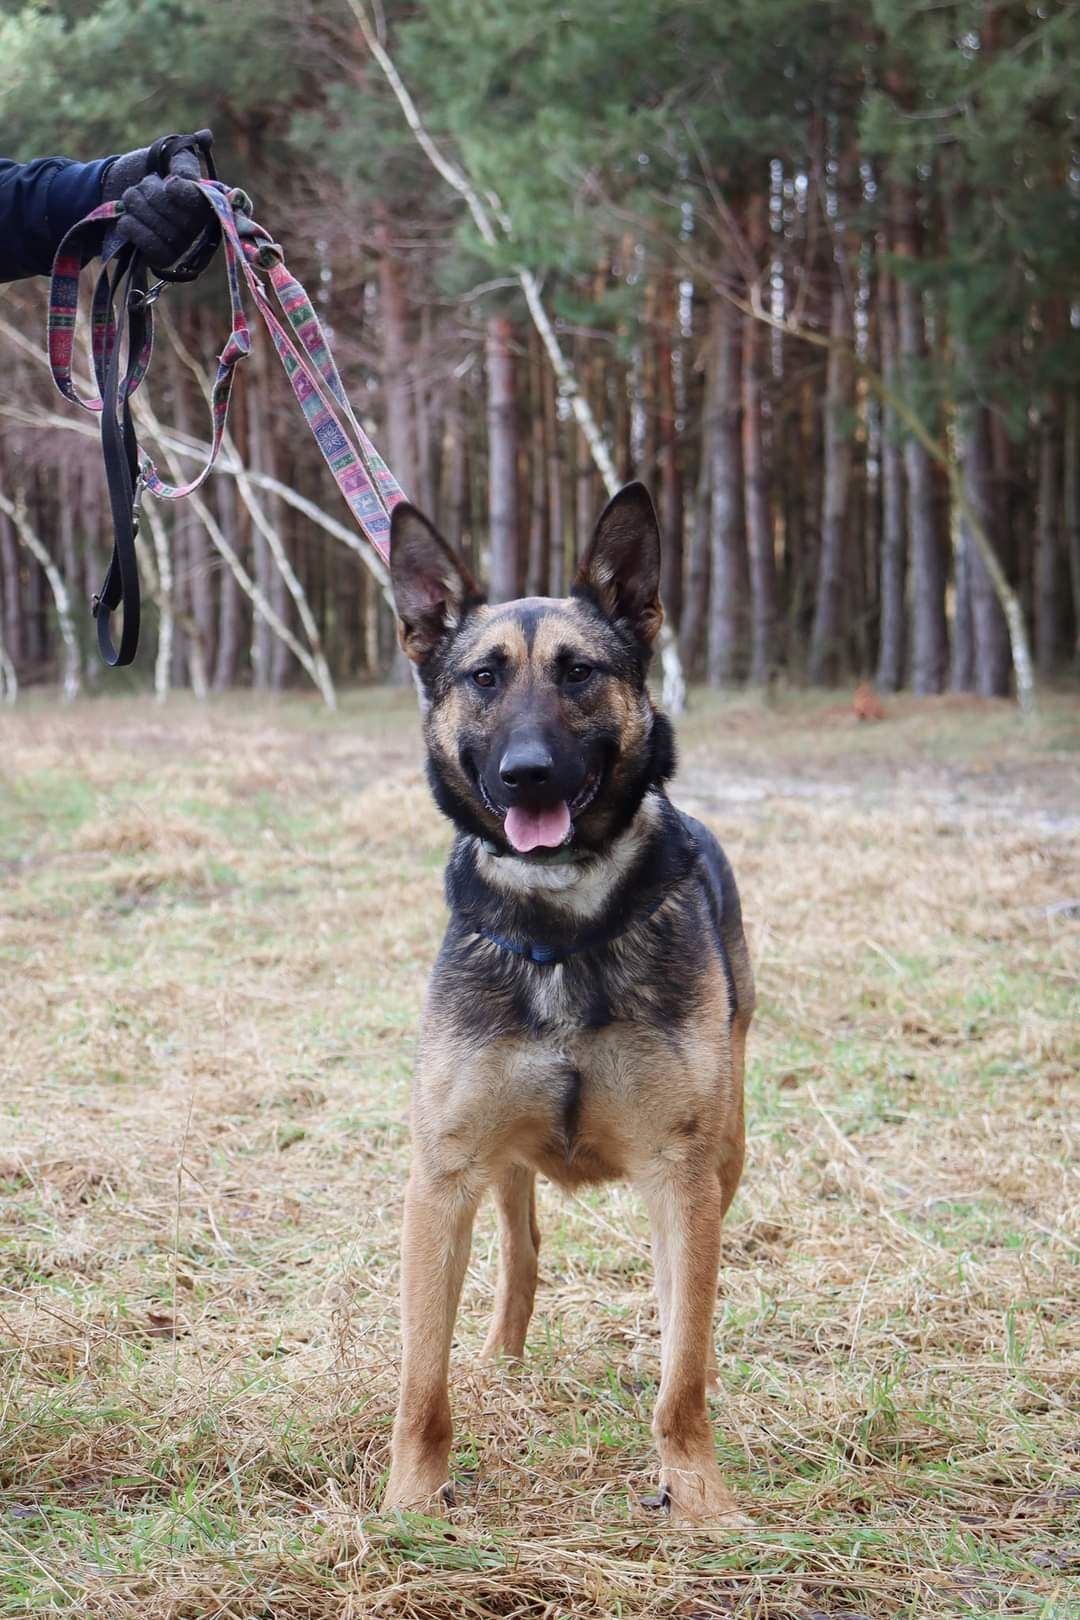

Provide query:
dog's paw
left=381, top=1463, right=454, bottom=1515
left=669, top=1501, right=753, bottom=1530
left=478, top=1336, right=527, bottom=1364
left=654, top=1467, right=750, bottom=1530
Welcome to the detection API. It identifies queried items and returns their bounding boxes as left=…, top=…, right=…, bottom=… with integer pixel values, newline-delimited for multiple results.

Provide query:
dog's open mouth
left=473, top=763, right=604, bottom=855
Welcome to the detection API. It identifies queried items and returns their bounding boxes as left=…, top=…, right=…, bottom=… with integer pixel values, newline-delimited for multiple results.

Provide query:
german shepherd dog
left=382, top=483, right=754, bottom=1526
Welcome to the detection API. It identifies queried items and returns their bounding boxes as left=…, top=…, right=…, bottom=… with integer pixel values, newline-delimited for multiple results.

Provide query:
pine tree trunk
left=960, top=404, right=1011, bottom=697
left=212, top=470, right=242, bottom=690
left=0, top=487, right=80, bottom=700
left=525, top=327, right=547, bottom=595
left=777, top=383, right=803, bottom=672
left=987, top=412, right=1013, bottom=583
left=641, top=277, right=658, bottom=487
left=741, top=244, right=776, bottom=684
left=355, top=554, right=371, bottom=677
left=657, top=270, right=684, bottom=630
left=706, top=293, right=744, bottom=687
left=80, top=463, right=103, bottom=683
left=876, top=259, right=906, bottom=691
left=57, top=463, right=79, bottom=616
left=56, top=465, right=88, bottom=682
left=267, top=451, right=292, bottom=693
left=185, top=322, right=214, bottom=665
left=680, top=448, right=711, bottom=679
left=808, top=277, right=854, bottom=685
left=28, top=559, right=44, bottom=668
left=375, top=222, right=419, bottom=687
left=1065, top=390, right=1080, bottom=668
left=788, top=370, right=823, bottom=675
left=848, top=422, right=871, bottom=678
left=574, top=435, right=594, bottom=575
left=0, top=502, right=22, bottom=670
left=247, top=340, right=290, bottom=689
left=415, top=303, right=437, bottom=514
left=444, top=380, right=468, bottom=551
left=572, top=279, right=607, bottom=551
left=1035, top=407, right=1060, bottom=677
left=950, top=524, right=974, bottom=692
left=679, top=289, right=712, bottom=676
left=486, top=314, right=520, bottom=602
left=246, top=370, right=273, bottom=688
left=544, top=360, right=565, bottom=596
left=376, top=209, right=416, bottom=497
left=893, top=185, right=947, bottom=693
left=526, top=416, right=547, bottom=595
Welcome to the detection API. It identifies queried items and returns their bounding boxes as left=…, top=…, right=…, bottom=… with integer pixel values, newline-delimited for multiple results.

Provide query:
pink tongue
left=504, top=801, right=571, bottom=853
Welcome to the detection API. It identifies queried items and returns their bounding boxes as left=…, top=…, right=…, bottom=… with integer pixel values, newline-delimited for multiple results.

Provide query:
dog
left=382, top=482, right=754, bottom=1526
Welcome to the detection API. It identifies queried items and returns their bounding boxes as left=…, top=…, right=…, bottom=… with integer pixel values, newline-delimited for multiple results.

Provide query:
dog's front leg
left=641, top=1164, right=746, bottom=1527
left=383, top=1165, right=480, bottom=1512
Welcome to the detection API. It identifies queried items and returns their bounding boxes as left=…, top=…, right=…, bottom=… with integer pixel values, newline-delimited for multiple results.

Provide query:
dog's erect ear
left=571, top=482, right=663, bottom=645
left=390, top=504, right=483, bottom=663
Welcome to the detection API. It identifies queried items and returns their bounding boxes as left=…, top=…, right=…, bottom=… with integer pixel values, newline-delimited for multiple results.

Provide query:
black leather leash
left=92, top=132, right=220, bottom=665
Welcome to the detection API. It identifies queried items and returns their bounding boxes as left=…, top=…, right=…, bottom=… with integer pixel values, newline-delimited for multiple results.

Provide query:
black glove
left=103, top=130, right=214, bottom=273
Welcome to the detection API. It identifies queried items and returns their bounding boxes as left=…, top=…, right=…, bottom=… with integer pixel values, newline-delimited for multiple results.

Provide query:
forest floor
left=1, top=687, right=1078, bottom=1619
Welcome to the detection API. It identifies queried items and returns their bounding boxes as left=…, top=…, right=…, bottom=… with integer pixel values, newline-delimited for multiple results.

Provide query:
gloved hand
left=103, top=130, right=214, bottom=272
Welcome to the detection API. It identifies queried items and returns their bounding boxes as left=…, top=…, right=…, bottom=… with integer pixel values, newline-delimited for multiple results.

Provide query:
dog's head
left=389, top=482, right=675, bottom=857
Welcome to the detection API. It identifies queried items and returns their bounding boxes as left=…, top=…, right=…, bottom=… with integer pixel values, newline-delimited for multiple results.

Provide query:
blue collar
left=477, top=928, right=565, bottom=966
left=473, top=887, right=671, bottom=969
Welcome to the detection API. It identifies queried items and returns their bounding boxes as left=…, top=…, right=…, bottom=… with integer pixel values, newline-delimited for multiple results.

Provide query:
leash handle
left=147, top=129, right=218, bottom=183
left=151, top=131, right=222, bottom=285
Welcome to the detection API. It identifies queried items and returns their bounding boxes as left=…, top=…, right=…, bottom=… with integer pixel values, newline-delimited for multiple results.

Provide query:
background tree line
left=0, top=0, right=1077, bottom=706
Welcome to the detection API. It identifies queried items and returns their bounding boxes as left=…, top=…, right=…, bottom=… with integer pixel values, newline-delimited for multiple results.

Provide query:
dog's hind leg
left=481, top=1163, right=540, bottom=1361
left=383, top=1166, right=481, bottom=1512
left=641, top=1163, right=746, bottom=1527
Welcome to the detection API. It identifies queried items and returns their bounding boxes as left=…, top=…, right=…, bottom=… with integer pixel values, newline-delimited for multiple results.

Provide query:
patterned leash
left=48, top=146, right=404, bottom=666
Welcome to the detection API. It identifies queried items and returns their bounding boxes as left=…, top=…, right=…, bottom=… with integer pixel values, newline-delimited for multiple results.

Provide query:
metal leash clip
left=129, top=279, right=167, bottom=311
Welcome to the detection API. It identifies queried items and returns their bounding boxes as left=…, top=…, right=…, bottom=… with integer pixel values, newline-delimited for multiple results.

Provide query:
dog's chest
left=514, top=954, right=704, bottom=1106
left=500, top=971, right=719, bottom=1185
left=519, top=946, right=638, bottom=1041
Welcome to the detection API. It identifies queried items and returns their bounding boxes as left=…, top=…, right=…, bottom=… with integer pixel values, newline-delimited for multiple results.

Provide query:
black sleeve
left=0, top=155, right=115, bottom=281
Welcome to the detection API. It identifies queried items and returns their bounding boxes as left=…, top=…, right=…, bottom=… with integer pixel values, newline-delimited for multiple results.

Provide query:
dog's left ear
left=390, top=503, right=484, bottom=664
left=572, top=482, right=663, bottom=645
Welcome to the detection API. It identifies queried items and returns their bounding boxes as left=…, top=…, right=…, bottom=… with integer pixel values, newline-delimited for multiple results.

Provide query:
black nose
left=499, top=740, right=553, bottom=791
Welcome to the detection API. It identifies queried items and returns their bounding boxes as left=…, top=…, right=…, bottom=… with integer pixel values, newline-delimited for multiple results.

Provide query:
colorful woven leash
left=48, top=171, right=404, bottom=665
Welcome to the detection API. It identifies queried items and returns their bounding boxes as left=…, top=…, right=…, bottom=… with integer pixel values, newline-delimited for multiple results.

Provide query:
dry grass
left=1, top=687, right=1077, bottom=1618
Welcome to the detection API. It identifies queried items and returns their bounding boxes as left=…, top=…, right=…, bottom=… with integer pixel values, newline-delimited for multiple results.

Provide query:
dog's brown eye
left=473, top=668, right=496, bottom=688
left=566, top=663, right=592, bottom=685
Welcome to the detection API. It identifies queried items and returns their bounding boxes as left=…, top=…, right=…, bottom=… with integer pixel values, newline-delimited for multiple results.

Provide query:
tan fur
left=383, top=799, right=754, bottom=1527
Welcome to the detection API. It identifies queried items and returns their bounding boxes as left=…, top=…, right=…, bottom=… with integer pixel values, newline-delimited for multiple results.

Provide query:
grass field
left=1, top=687, right=1077, bottom=1619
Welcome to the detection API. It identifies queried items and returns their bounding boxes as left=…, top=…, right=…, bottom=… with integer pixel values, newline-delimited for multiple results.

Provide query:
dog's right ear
left=389, top=504, right=484, bottom=664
